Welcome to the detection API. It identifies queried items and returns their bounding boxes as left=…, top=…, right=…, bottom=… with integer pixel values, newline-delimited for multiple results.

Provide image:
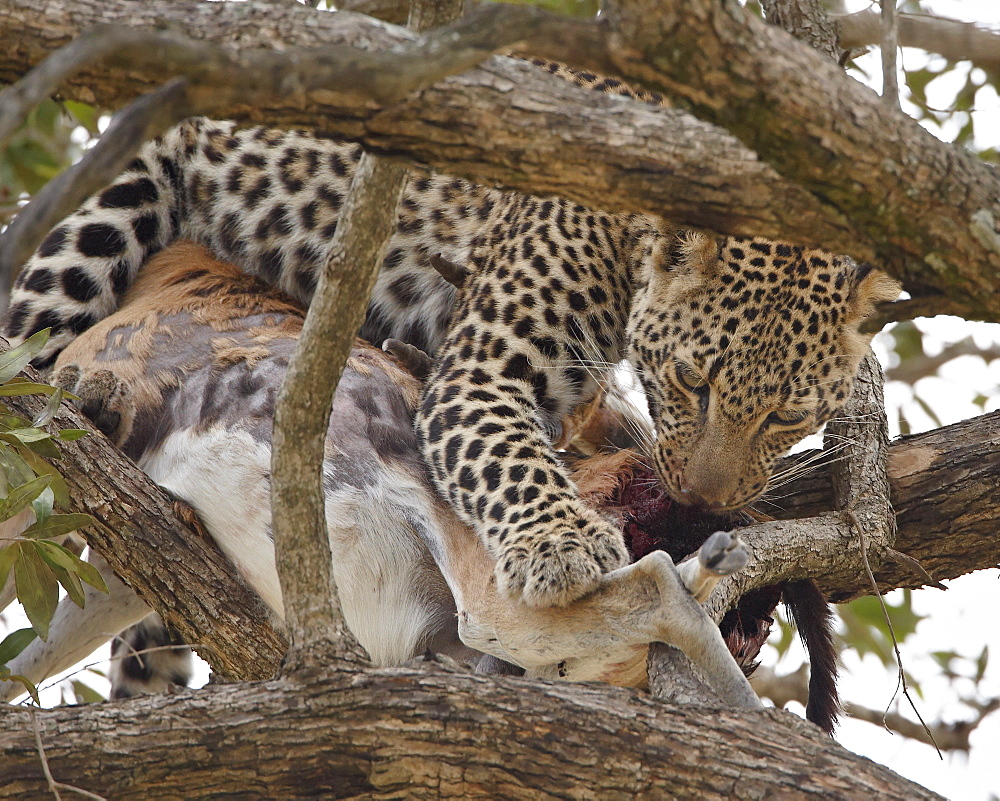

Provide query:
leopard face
left=628, top=232, right=900, bottom=511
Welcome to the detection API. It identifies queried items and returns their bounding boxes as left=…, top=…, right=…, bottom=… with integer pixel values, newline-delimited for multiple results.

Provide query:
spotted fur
left=3, top=66, right=900, bottom=609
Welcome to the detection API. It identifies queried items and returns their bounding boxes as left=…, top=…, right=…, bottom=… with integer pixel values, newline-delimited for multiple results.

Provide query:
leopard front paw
left=495, top=514, right=630, bottom=608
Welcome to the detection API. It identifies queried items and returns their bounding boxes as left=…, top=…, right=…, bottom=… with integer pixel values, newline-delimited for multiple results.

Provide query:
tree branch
left=0, top=0, right=992, bottom=320
left=0, top=662, right=943, bottom=800
left=837, top=10, right=1000, bottom=73
left=752, top=665, right=999, bottom=753
left=604, top=0, right=1000, bottom=320
left=768, top=408, right=1000, bottom=600
left=271, top=154, right=407, bottom=669
left=269, top=0, right=457, bottom=670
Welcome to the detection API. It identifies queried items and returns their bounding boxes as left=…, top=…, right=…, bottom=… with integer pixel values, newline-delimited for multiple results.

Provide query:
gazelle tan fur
left=3, top=242, right=757, bottom=710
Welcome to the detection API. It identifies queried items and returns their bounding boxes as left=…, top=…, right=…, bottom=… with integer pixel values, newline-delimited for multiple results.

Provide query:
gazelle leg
left=675, top=530, right=749, bottom=603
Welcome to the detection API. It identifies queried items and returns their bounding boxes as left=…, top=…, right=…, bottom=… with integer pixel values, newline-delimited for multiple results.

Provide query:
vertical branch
left=760, top=0, right=846, bottom=62
left=271, top=154, right=410, bottom=670
left=270, top=0, right=465, bottom=672
left=880, top=0, right=901, bottom=108
left=826, top=351, right=895, bottom=550
left=761, top=0, right=894, bottom=548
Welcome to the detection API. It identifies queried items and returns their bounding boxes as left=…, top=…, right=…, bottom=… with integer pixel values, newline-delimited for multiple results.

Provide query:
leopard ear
left=658, top=231, right=725, bottom=297
left=844, top=262, right=902, bottom=329
left=673, top=231, right=723, bottom=278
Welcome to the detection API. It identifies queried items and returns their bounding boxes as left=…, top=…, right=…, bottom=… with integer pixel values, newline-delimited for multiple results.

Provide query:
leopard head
left=627, top=231, right=900, bottom=511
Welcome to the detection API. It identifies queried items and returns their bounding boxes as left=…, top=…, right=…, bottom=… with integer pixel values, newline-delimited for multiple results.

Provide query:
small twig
left=880, top=0, right=900, bottom=110
left=884, top=338, right=1000, bottom=385
left=30, top=707, right=109, bottom=801
left=846, top=509, right=941, bottom=758
left=752, top=664, right=995, bottom=752
left=31, top=708, right=63, bottom=801
left=884, top=548, right=947, bottom=591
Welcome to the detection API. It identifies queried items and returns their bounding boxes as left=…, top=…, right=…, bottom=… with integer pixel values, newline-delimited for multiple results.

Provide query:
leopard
left=2, top=61, right=901, bottom=611
left=3, top=241, right=763, bottom=714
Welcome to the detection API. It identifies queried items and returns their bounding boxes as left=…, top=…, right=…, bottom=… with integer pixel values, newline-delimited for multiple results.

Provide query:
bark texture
left=0, top=661, right=942, bottom=800
left=0, top=0, right=997, bottom=320
left=776, top=408, right=1000, bottom=601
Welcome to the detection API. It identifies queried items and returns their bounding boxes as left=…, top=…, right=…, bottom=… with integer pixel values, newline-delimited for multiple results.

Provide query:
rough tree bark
left=0, top=0, right=997, bottom=321
left=0, top=660, right=943, bottom=800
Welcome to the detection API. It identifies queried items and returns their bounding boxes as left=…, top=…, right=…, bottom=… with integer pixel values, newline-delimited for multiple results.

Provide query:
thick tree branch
left=837, top=10, right=1000, bottom=73
left=604, top=0, right=1000, bottom=320
left=0, top=0, right=992, bottom=321
left=0, top=662, right=942, bottom=800
left=769, top=408, right=1000, bottom=600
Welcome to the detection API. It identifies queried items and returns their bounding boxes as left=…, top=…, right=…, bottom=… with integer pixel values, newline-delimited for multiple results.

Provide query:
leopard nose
left=677, top=481, right=731, bottom=510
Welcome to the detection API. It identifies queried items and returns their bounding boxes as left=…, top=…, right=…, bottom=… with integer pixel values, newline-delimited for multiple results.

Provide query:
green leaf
left=33, top=538, right=81, bottom=571
left=63, top=100, right=101, bottom=136
left=0, top=329, right=50, bottom=384
left=71, top=679, right=106, bottom=705
left=21, top=512, right=93, bottom=541
left=0, top=474, right=51, bottom=522
left=975, top=646, right=989, bottom=683
left=0, top=627, right=38, bottom=664
left=21, top=436, right=61, bottom=460
left=73, top=557, right=108, bottom=594
left=0, top=544, right=18, bottom=589
left=0, top=672, right=40, bottom=705
left=18, top=450, right=70, bottom=509
left=1, top=427, right=52, bottom=444
left=31, top=485, right=53, bottom=526
left=13, top=543, right=59, bottom=640
left=0, top=412, right=33, bottom=431
left=0, top=381, right=62, bottom=397
left=0, top=443, right=36, bottom=490
left=55, top=429, right=88, bottom=442
left=32, top=386, right=64, bottom=427
left=45, top=561, right=86, bottom=608
left=912, top=394, right=944, bottom=429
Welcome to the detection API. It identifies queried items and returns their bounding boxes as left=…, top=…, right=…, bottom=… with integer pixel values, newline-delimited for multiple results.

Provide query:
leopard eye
left=674, top=361, right=707, bottom=393
left=765, top=408, right=810, bottom=427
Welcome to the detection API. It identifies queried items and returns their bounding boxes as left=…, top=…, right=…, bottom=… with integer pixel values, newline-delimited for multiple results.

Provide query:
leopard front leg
left=417, top=366, right=629, bottom=607
left=415, top=204, right=634, bottom=607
